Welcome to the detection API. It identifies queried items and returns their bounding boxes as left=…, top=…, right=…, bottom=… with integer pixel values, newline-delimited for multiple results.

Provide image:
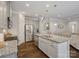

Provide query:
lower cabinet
left=34, top=35, right=39, bottom=46
left=38, top=37, right=69, bottom=58
left=39, top=37, right=57, bottom=58
left=39, top=38, right=48, bottom=55
left=48, top=45, right=57, bottom=58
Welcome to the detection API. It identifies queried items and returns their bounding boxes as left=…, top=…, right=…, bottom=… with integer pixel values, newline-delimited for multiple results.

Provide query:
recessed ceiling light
left=46, top=4, right=50, bottom=7
left=46, top=24, right=48, bottom=26
left=54, top=23, right=57, bottom=26
left=26, top=4, right=30, bottom=7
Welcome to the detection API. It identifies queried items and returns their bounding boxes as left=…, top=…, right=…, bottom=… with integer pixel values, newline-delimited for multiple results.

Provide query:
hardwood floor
left=18, top=41, right=48, bottom=58
left=18, top=41, right=79, bottom=58
left=70, top=46, right=79, bottom=58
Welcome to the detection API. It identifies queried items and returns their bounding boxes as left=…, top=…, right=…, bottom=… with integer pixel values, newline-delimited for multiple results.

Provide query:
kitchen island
left=35, top=34, right=70, bottom=58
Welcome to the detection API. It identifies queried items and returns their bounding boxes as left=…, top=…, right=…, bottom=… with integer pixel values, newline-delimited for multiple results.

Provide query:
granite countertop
left=4, top=36, right=17, bottom=41
left=0, top=41, right=5, bottom=48
left=35, top=33, right=70, bottom=43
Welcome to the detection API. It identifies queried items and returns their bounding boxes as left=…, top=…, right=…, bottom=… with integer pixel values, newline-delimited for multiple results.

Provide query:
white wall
left=0, top=2, right=8, bottom=32
left=9, top=11, right=25, bottom=45
left=49, top=18, right=69, bottom=33
left=39, top=17, right=69, bottom=34
left=18, top=13, right=25, bottom=45
left=7, top=2, right=25, bottom=45
left=67, top=18, right=79, bottom=33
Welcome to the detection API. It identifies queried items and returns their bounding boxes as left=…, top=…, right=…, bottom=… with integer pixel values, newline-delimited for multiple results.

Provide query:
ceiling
left=11, top=1, right=79, bottom=20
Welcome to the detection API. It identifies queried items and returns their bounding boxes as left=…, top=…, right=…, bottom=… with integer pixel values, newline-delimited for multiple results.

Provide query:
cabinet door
left=34, top=36, right=38, bottom=46
left=39, top=37, right=48, bottom=55
left=48, top=44, right=57, bottom=58
left=58, top=41, right=69, bottom=58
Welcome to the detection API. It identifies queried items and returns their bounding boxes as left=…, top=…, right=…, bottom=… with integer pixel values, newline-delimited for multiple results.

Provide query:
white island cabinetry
left=38, top=36, right=70, bottom=58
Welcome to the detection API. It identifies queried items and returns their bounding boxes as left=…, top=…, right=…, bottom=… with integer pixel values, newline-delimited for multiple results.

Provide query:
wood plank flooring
left=18, top=41, right=48, bottom=58
left=18, top=41, right=79, bottom=58
left=70, top=46, right=79, bottom=58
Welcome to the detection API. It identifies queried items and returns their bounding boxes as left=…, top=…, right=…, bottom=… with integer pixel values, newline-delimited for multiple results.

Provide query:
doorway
left=69, top=22, right=78, bottom=33
left=24, top=24, right=33, bottom=42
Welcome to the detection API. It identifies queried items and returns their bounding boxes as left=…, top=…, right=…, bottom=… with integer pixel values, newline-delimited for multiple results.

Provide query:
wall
left=68, top=18, right=79, bottom=33
left=9, top=12, right=19, bottom=36
left=18, top=13, right=25, bottom=45
left=0, top=2, right=8, bottom=32
left=49, top=18, right=69, bottom=34
left=39, top=17, right=49, bottom=34
left=39, top=17, right=69, bottom=34
left=7, top=2, right=25, bottom=45
left=9, top=11, right=25, bottom=45
left=50, top=17, right=79, bottom=34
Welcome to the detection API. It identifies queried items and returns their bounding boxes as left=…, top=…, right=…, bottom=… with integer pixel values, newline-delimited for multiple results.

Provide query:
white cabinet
left=39, top=37, right=48, bottom=54
left=34, top=35, right=39, bottom=46
left=48, top=44, right=57, bottom=58
left=57, top=42, right=69, bottom=58
left=39, top=37, right=57, bottom=58
left=39, top=37, right=69, bottom=58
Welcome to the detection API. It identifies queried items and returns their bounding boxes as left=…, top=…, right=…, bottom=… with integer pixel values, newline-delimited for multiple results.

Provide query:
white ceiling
left=11, top=1, right=79, bottom=20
